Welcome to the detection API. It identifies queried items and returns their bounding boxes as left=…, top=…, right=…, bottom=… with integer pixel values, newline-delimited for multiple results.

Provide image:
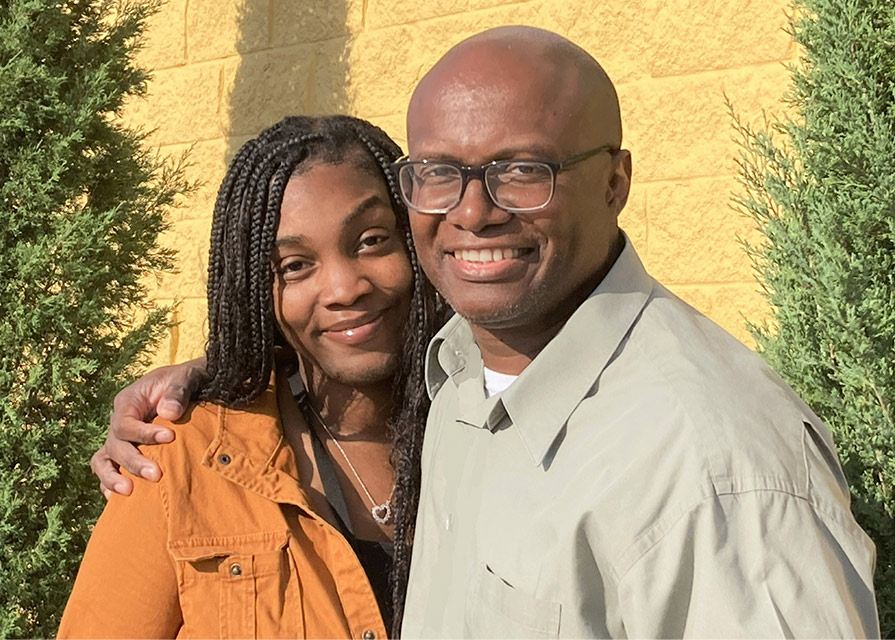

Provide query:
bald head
left=404, top=26, right=632, bottom=336
left=408, top=26, right=622, bottom=152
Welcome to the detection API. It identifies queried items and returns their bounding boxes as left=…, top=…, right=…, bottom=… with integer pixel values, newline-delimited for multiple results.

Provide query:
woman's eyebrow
left=273, top=194, right=389, bottom=248
left=273, top=234, right=310, bottom=248
left=341, top=194, right=389, bottom=227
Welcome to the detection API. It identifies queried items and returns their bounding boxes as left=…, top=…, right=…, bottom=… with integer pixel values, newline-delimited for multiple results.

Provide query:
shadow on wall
left=224, top=0, right=353, bottom=162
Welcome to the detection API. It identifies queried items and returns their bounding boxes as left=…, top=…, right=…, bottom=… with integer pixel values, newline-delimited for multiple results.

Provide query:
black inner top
left=294, top=389, right=395, bottom=631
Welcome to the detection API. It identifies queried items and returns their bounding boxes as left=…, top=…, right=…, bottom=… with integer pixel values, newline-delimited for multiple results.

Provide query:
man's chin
left=448, top=296, right=537, bottom=331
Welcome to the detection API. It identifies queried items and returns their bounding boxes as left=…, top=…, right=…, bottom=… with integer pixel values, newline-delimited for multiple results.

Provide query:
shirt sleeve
left=615, top=490, right=879, bottom=638
left=58, top=462, right=182, bottom=639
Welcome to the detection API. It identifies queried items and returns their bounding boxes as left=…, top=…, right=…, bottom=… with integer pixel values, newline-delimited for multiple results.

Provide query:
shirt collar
left=425, top=312, right=472, bottom=400
left=425, top=234, right=655, bottom=466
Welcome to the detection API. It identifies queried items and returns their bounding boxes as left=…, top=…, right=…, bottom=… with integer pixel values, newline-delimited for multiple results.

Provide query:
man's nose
left=319, top=260, right=374, bottom=307
left=445, top=177, right=512, bottom=232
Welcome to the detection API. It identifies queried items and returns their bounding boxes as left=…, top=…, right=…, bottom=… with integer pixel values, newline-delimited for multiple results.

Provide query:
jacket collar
left=201, top=370, right=313, bottom=511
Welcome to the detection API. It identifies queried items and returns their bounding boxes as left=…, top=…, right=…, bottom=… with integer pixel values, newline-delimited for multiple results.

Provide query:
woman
left=59, top=116, right=444, bottom=638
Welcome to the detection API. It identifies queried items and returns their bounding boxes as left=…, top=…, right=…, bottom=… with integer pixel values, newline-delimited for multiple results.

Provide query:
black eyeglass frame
left=391, top=144, right=618, bottom=215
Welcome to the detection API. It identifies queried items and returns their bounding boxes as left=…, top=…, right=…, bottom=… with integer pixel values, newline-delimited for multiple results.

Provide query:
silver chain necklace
left=303, top=400, right=396, bottom=525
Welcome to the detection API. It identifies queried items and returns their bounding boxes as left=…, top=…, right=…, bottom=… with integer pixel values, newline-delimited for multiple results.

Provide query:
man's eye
left=506, top=162, right=545, bottom=175
left=497, top=162, right=551, bottom=183
left=418, top=164, right=458, bottom=182
left=505, top=162, right=537, bottom=174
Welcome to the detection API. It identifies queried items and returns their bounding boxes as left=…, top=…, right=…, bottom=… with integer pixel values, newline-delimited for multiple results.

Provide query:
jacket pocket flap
left=168, top=530, right=290, bottom=562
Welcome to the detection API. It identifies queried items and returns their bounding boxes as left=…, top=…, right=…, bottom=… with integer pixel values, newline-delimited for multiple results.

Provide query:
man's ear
left=606, top=150, right=632, bottom=216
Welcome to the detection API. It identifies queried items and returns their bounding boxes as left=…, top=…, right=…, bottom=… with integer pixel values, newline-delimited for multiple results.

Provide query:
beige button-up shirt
left=402, top=239, right=879, bottom=638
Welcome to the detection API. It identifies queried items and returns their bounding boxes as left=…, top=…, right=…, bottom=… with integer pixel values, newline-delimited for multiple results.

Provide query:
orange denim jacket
left=58, top=378, right=387, bottom=639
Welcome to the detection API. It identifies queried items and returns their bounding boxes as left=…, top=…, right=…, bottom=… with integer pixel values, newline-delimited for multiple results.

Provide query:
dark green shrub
left=0, top=1, right=188, bottom=635
left=734, top=0, right=895, bottom=635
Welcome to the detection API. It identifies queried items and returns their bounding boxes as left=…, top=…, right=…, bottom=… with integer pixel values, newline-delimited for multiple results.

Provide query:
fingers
left=111, top=412, right=174, bottom=446
left=156, top=384, right=192, bottom=421
left=98, top=360, right=208, bottom=498
left=102, top=433, right=163, bottom=483
left=111, top=382, right=175, bottom=445
left=91, top=448, right=134, bottom=496
left=156, top=361, right=209, bottom=421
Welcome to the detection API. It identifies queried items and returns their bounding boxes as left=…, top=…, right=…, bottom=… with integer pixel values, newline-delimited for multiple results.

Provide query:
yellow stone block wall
left=130, top=0, right=796, bottom=366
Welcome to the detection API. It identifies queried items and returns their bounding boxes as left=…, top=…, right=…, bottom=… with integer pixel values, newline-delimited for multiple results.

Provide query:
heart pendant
left=372, top=503, right=392, bottom=524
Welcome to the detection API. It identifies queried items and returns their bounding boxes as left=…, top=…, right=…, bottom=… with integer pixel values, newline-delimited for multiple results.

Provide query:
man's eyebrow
left=412, top=146, right=557, bottom=162
left=273, top=194, right=388, bottom=248
left=489, top=145, right=556, bottom=159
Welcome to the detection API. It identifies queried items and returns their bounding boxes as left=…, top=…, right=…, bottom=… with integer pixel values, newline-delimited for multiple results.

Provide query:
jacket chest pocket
left=169, top=531, right=298, bottom=639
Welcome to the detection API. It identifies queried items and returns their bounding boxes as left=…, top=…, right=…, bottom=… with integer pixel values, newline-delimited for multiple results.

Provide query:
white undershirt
left=483, top=367, right=519, bottom=398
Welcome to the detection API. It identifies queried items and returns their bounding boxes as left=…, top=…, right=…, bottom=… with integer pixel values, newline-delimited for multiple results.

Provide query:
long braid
left=201, top=131, right=321, bottom=405
left=353, top=127, right=446, bottom=635
left=199, top=116, right=447, bottom=635
left=205, top=138, right=258, bottom=383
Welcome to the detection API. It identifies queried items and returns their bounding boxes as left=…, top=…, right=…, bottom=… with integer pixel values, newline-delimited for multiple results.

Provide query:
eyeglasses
left=391, top=145, right=616, bottom=215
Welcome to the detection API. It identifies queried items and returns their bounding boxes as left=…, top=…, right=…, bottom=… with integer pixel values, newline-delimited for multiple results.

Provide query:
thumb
left=157, top=384, right=190, bottom=420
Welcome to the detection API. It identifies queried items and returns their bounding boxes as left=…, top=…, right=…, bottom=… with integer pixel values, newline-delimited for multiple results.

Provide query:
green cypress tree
left=0, top=1, right=188, bottom=635
left=734, top=0, right=895, bottom=634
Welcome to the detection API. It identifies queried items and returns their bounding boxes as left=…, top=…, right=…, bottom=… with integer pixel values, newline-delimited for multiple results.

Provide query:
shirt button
left=218, top=453, right=232, bottom=465
left=362, top=631, right=375, bottom=640
left=229, top=563, right=242, bottom=576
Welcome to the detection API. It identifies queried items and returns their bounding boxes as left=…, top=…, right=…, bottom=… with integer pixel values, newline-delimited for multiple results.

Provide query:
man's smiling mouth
left=450, top=247, right=535, bottom=263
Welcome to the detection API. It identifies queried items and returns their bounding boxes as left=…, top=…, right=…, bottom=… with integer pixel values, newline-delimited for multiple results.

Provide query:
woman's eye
left=280, top=259, right=311, bottom=275
left=358, top=234, right=388, bottom=250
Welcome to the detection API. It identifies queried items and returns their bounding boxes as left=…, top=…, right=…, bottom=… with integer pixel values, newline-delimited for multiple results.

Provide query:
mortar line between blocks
left=183, top=0, right=190, bottom=62
left=641, top=59, right=791, bottom=83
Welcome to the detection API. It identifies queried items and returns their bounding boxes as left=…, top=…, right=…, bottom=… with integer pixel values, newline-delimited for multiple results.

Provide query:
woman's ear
left=273, top=337, right=299, bottom=377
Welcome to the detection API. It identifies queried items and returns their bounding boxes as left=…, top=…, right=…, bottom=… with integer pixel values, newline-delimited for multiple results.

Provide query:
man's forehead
left=407, top=100, right=569, bottom=154
left=407, top=75, right=583, bottom=162
left=410, top=75, right=523, bottom=131
left=412, top=40, right=558, bottom=104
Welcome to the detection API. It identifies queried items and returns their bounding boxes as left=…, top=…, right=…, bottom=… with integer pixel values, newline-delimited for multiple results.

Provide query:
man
left=97, top=26, right=879, bottom=637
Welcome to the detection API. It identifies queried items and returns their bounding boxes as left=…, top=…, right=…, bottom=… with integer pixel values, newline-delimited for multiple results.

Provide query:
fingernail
left=141, top=466, right=160, bottom=481
left=159, top=400, right=183, bottom=414
left=113, top=483, right=127, bottom=495
left=154, top=429, right=174, bottom=443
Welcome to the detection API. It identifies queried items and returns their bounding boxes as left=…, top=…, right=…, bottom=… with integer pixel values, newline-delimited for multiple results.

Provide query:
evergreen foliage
left=734, top=0, right=895, bottom=634
left=0, top=1, right=188, bottom=635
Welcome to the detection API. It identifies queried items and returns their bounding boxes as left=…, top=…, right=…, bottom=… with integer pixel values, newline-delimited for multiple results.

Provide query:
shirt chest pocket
left=169, top=531, right=300, bottom=639
left=465, top=563, right=562, bottom=639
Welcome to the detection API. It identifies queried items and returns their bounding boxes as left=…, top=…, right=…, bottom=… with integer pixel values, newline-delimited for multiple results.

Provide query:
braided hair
left=200, top=115, right=446, bottom=635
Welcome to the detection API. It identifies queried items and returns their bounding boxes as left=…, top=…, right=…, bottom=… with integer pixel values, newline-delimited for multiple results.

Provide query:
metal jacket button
left=362, top=631, right=375, bottom=640
left=218, top=453, right=231, bottom=465
left=229, top=563, right=242, bottom=576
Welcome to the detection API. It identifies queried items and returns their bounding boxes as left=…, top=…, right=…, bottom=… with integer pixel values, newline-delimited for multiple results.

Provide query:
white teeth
left=455, top=248, right=522, bottom=262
